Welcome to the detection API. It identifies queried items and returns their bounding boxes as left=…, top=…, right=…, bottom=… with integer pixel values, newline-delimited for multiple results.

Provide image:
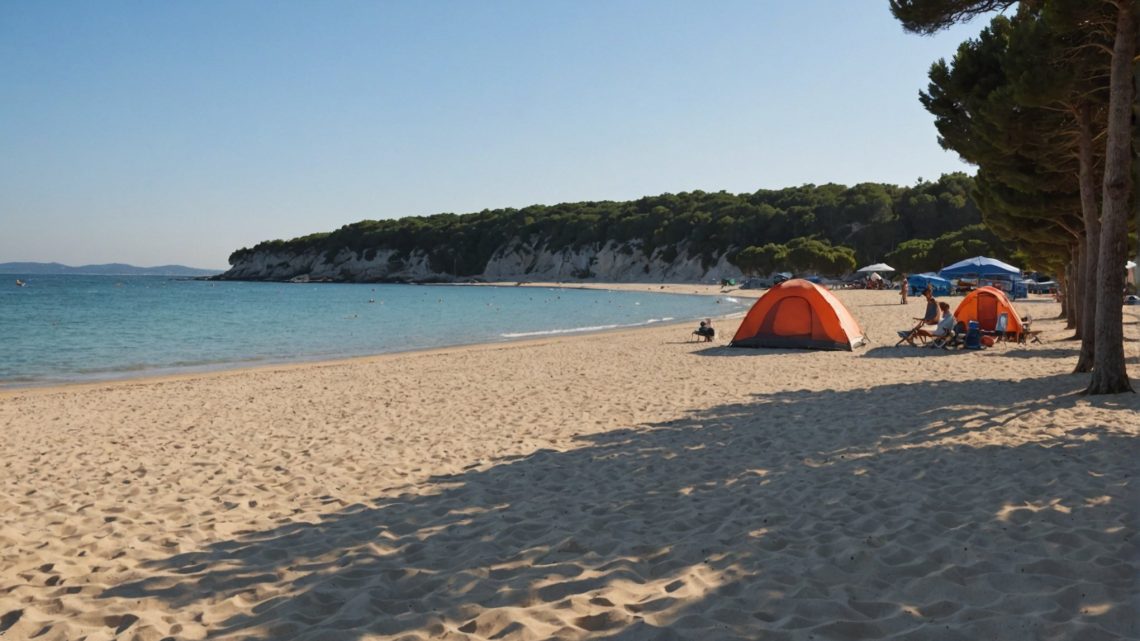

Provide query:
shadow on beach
left=101, top=375, right=1138, bottom=640
left=690, top=345, right=808, bottom=357
left=860, top=345, right=965, bottom=359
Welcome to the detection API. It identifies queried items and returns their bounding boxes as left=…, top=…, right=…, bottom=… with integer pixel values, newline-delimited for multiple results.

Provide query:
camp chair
left=896, top=318, right=938, bottom=346
left=980, top=312, right=1010, bottom=344
left=929, top=322, right=966, bottom=350
left=692, top=326, right=715, bottom=342
left=1018, top=315, right=1042, bottom=344
left=897, top=326, right=926, bottom=346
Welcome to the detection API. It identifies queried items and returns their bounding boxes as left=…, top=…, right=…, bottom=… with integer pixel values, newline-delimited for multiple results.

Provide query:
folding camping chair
left=980, top=312, right=1010, bottom=345
left=1018, top=314, right=1042, bottom=344
left=896, top=313, right=941, bottom=346
left=896, top=323, right=931, bottom=346
left=929, top=322, right=966, bottom=350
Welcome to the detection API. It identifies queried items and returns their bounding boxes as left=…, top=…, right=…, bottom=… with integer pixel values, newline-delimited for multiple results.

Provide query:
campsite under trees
left=891, top=0, right=1135, bottom=393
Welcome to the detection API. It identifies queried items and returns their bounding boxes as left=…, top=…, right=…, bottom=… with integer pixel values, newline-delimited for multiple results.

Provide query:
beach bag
left=981, top=335, right=995, bottom=347
left=965, top=321, right=982, bottom=350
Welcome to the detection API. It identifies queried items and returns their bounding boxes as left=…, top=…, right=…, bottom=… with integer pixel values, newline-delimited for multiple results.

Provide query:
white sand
left=1, top=289, right=1137, bottom=641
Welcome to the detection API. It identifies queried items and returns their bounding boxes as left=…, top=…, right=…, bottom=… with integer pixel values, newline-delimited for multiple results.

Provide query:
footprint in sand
left=0, top=610, right=23, bottom=634
left=103, top=613, right=139, bottom=634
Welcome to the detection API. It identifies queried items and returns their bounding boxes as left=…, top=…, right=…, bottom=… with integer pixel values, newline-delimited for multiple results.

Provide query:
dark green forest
left=230, top=172, right=1012, bottom=278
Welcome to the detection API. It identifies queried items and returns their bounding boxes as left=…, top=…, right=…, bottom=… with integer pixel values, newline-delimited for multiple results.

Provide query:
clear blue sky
left=0, top=1, right=988, bottom=269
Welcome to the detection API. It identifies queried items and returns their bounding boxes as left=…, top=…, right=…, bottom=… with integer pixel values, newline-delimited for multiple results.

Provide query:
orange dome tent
left=953, top=286, right=1024, bottom=336
left=730, top=279, right=866, bottom=351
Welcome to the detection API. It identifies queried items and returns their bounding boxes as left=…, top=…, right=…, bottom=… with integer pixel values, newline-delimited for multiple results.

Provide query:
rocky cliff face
left=218, top=240, right=745, bottom=283
left=217, top=248, right=440, bottom=282
left=482, top=240, right=743, bottom=282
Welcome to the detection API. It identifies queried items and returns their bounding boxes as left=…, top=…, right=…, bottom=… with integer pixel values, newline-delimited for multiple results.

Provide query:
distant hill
left=220, top=173, right=1011, bottom=283
left=0, top=262, right=222, bottom=276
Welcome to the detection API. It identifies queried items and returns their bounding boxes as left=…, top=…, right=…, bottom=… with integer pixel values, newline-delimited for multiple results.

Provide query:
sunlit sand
left=1, top=289, right=1137, bottom=640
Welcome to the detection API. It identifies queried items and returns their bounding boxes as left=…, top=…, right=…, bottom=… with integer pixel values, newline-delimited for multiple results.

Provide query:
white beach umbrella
left=856, top=263, right=895, bottom=273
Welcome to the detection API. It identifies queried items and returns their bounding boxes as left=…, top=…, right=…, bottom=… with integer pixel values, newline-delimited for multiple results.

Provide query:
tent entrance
left=977, top=294, right=999, bottom=329
left=763, top=296, right=814, bottom=339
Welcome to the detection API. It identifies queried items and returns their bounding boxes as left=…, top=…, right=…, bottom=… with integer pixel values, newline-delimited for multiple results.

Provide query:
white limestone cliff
left=219, top=240, right=744, bottom=283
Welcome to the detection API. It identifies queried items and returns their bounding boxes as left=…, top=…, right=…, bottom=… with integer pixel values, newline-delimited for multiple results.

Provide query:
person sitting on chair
left=896, top=288, right=942, bottom=346
left=914, top=286, right=939, bottom=326
left=694, top=320, right=715, bottom=342
left=926, top=303, right=965, bottom=348
left=927, top=302, right=956, bottom=338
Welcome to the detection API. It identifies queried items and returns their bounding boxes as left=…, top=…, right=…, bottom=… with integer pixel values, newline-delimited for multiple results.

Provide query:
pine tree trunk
left=1075, top=104, right=1100, bottom=372
left=1135, top=56, right=1140, bottom=284
left=1071, top=241, right=1080, bottom=337
left=1065, top=259, right=1078, bottom=327
left=1087, top=1, right=1136, bottom=395
left=1058, top=270, right=1069, bottom=320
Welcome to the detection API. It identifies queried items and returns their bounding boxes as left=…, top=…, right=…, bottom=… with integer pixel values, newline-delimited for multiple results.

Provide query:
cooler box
left=965, top=320, right=982, bottom=349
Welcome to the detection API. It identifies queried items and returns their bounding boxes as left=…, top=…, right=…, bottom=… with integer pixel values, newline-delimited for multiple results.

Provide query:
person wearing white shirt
left=931, top=302, right=956, bottom=337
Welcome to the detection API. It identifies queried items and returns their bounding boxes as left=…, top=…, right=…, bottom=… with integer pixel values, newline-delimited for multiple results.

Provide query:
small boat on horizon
left=15, top=279, right=27, bottom=287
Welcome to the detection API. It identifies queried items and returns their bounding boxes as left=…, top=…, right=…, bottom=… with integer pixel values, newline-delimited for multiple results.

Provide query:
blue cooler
left=965, top=320, right=982, bottom=349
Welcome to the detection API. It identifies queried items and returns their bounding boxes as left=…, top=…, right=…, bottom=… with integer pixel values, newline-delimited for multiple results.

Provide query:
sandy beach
left=1, top=288, right=1137, bottom=641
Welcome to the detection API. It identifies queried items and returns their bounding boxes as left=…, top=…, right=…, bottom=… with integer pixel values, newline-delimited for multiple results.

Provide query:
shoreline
left=1, top=311, right=750, bottom=400
left=0, top=319, right=735, bottom=397
left=469, top=280, right=760, bottom=298
left=1, top=281, right=751, bottom=395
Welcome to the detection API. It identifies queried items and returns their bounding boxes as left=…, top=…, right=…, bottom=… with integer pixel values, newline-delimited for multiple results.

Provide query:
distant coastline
left=1, top=262, right=222, bottom=277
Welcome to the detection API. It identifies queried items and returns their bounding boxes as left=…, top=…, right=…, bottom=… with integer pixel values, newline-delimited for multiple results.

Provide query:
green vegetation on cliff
left=230, top=172, right=1011, bottom=277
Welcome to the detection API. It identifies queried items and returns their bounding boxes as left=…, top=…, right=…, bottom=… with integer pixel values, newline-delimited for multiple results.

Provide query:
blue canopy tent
left=939, top=256, right=1021, bottom=277
left=938, top=256, right=1026, bottom=299
left=907, top=272, right=953, bottom=296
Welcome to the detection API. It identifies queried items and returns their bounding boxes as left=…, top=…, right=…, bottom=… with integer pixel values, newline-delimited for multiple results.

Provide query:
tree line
left=230, top=173, right=1011, bottom=279
left=890, top=0, right=1137, bottom=393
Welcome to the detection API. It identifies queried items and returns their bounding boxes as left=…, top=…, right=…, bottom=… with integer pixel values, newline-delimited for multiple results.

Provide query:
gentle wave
left=2, top=277, right=729, bottom=386
left=500, top=317, right=676, bottom=338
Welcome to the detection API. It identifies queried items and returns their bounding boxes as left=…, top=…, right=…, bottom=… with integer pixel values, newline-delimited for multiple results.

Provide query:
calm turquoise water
left=0, top=275, right=743, bottom=386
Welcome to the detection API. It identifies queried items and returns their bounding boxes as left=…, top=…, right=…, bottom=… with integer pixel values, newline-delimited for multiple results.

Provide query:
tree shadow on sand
left=101, top=375, right=1139, bottom=640
left=995, top=348, right=1140, bottom=365
left=860, top=345, right=966, bottom=359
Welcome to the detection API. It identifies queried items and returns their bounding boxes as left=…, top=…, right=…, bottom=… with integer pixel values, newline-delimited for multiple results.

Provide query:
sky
left=0, top=1, right=990, bottom=269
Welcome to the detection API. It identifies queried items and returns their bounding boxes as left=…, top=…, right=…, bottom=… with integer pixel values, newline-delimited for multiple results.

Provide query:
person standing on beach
left=900, top=274, right=908, bottom=304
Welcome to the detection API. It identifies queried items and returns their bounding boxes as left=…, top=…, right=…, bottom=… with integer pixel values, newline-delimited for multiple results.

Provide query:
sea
left=0, top=275, right=745, bottom=387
